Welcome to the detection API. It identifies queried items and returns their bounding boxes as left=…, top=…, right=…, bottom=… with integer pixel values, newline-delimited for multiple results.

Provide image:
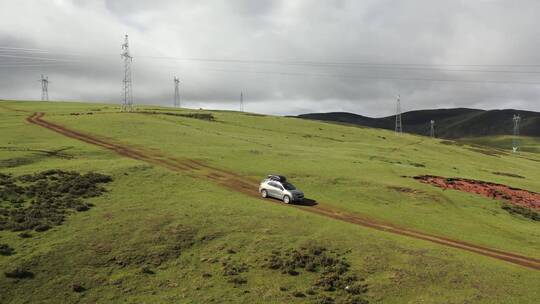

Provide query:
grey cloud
left=1, top=0, right=539, bottom=116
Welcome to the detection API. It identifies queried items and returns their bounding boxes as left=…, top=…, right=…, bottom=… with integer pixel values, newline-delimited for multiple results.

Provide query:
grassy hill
left=1, top=101, right=539, bottom=303
left=297, top=108, right=540, bottom=138
left=460, top=135, right=540, bottom=154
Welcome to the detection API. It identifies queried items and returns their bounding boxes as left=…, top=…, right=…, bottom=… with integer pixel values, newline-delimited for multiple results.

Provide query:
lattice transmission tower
left=395, top=95, right=402, bottom=134
left=121, top=34, right=133, bottom=112
left=174, top=76, right=180, bottom=108
left=430, top=120, right=435, bottom=138
left=40, top=74, right=49, bottom=101
left=240, top=91, right=244, bottom=112
left=512, top=114, right=521, bottom=152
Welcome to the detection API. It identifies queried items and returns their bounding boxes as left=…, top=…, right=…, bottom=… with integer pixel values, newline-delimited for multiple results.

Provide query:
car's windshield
left=282, top=182, right=296, bottom=190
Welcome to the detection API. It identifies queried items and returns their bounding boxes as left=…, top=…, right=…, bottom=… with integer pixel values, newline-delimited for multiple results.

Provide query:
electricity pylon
left=40, top=74, right=49, bottom=101
left=512, top=114, right=521, bottom=152
left=240, top=91, right=244, bottom=112
left=174, top=76, right=180, bottom=108
left=395, top=95, right=402, bottom=134
left=121, top=34, right=133, bottom=112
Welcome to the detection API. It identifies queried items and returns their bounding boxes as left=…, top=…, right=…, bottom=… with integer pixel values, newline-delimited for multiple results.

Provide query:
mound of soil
left=414, top=175, right=540, bottom=211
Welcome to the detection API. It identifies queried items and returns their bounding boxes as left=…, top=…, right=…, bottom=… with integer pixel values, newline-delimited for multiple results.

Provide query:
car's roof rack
left=267, top=175, right=286, bottom=182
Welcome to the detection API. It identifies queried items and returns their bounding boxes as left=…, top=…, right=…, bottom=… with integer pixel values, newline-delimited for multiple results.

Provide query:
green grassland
left=459, top=135, right=540, bottom=154
left=1, top=100, right=539, bottom=303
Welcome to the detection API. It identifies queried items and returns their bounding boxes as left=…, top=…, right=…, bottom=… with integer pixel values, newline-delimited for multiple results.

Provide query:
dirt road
left=26, top=112, right=540, bottom=271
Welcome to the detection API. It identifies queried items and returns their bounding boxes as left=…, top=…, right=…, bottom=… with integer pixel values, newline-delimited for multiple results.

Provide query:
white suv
left=259, top=175, right=304, bottom=204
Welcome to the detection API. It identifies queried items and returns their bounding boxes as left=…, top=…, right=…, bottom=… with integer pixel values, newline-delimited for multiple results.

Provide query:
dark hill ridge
left=297, top=108, right=540, bottom=138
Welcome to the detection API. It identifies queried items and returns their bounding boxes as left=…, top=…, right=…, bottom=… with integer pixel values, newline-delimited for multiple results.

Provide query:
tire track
left=26, top=112, right=540, bottom=271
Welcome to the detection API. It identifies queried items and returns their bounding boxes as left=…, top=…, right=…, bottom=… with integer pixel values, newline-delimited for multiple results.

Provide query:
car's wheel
left=261, top=189, right=268, bottom=198
left=283, top=195, right=291, bottom=204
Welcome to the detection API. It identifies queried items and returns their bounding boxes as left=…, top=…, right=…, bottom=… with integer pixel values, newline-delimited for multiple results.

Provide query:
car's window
left=271, top=182, right=284, bottom=190
left=283, top=182, right=296, bottom=190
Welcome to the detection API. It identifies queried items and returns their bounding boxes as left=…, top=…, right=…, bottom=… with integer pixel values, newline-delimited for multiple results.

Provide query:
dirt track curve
left=26, top=112, right=540, bottom=271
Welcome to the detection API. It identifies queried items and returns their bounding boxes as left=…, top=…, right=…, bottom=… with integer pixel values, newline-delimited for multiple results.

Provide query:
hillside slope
left=1, top=101, right=539, bottom=303
left=297, top=108, right=540, bottom=138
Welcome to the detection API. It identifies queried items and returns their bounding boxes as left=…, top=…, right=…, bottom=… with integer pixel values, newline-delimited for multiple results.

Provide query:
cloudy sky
left=1, top=0, right=540, bottom=116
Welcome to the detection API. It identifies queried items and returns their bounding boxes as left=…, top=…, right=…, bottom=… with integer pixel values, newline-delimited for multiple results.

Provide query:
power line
left=0, top=54, right=79, bottom=62
left=200, top=67, right=540, bottom=86
left=0, top=46, right=55, bottom=52
left=3, top=45, right=540, bottom=86
left=4, top=46, right=540, bottom=73
left=2, top=53, right=540, bottom=86
left=136, top=55, right=540, bottom=69
left=0, top=63, right=72, bottom=68
left=136, top=56, right=540, bottom=75
left=0, top=47, right=112, bottom=58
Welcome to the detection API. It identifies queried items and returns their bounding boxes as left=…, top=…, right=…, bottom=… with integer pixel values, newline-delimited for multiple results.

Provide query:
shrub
left=71, top=283, right=86, bottom=292
left=409, top=162, right=425, bottom=168
left=265, top=245, right=368, bottom=303
left=306, top=288, right=317, bottom=295
left=341, top=295, right=369, bottom=304
left=292, top=291, right=306, bottom=298
left=18, top=232, right=32, bottom=238
left=315, top=296, right=335, bottom=304
left=502, top=204, right=539, bottom=221
left=223, top=261, right=249, bottom=276
left=35, top=224, right=51, bottom=232
left=141, top=266, right=155, bottom=275
left=222, top=259, right=249, bottom=285
left=141, top=111, right=215, bottom=121
left=0, top=243, right=14, bottom=255
left=75, top=204, right=90, bottom=212
left=4, top=268, right=34, bottom=279
left=345, top=282, right=368, bottom=295
left=227, top=276, right=247, bottom=285
left=0, top=170, right=112, bottom=232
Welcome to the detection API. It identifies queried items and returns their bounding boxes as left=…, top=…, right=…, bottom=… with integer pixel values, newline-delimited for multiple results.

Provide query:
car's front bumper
left=292, top=194, right=304, bottom=201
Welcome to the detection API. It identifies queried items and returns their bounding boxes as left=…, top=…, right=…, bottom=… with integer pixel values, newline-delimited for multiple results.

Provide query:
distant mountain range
left=296, top=108, right=540, bottom=138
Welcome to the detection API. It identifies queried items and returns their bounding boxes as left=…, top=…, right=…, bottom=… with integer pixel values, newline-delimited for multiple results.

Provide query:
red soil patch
left=415, top=175, right=540, bottom=211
